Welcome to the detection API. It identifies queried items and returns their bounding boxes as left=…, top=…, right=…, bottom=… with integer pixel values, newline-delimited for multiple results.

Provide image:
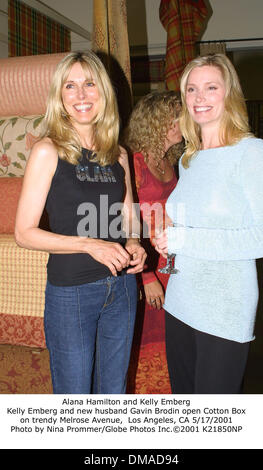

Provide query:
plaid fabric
left=160, top=0, right=208, bottom=90
left=8, top=0, right=71, bottom=57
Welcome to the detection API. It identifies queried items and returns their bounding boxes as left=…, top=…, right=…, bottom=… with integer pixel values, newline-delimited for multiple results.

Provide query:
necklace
left=156, top=159, right=165, bottom=174
left=146, top=153, right=166, bottom=175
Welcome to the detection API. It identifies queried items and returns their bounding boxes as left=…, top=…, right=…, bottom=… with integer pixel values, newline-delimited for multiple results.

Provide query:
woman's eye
left=86, top=81, right=95, bottom=87
left=65, top=83, right=74, bottom=89
left=208, top=86, right=217, bottom=90
left=187, top=87, right=194, bottom=93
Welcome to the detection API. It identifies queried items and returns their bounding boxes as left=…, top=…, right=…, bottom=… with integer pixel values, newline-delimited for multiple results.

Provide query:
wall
left=0, top=0, right=93, bottom=57
left=39, top=0, right=92, bottom=51
left=201, top=0, right=263, bottom=100
left=1, top=0, right=263, bottom=57
left=127, top=0, right=263, bottom=55
left=1, top=0, right=263, bottom=99
left=127, top=0, right=263, bottom=101
left=202, top=0, right=263, bottom=47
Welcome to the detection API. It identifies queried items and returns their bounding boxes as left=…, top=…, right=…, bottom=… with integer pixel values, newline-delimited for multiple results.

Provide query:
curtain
left=159, top=0, right=208, bottom=90
left=92, top=0, right=132, bottom=129
left=8, top=0, right=71, bottom=57
left=200, top=41, right=226, bottom=55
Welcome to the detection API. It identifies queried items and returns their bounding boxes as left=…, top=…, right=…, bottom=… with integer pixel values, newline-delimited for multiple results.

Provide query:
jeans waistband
left=116, top=268, right=128, bottom=277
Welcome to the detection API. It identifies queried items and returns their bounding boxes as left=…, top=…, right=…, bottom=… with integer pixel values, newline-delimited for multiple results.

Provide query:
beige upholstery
left=0, top=52, right=66, bottom=115
left=0, top=53, right=66, bottom=348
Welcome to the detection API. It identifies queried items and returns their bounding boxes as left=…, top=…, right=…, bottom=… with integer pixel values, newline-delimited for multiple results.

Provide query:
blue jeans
left=44, top=273, right=137, bottom=394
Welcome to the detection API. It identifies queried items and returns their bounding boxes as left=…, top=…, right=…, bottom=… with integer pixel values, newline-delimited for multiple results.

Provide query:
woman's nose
left=77, top=85, right=86, bottom=99
left=195, top=90, right=205, bottom=102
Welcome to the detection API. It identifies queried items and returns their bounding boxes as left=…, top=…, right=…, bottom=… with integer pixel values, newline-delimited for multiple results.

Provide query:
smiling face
left=61, top=61, right=101, bottom=131
left=185, top=65, right=226, bottom=133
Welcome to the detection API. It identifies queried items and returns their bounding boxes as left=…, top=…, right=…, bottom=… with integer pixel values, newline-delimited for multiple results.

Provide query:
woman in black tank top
left=15, top=51, right=146, bottom=394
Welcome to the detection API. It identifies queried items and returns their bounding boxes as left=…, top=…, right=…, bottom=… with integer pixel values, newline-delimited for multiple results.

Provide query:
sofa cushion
left=0, top=234, right=48, bottom=317
left=0, top=177, right=23, bottom=233
left=0, top=115, right=44, bottom=177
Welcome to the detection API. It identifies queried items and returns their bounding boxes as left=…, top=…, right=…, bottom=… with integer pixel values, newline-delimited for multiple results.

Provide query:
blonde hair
left=41, top=51, right=120, bottom=166
left=179, top=53, right=252, bottom=168
left=124, top=90, right=183, bottom=166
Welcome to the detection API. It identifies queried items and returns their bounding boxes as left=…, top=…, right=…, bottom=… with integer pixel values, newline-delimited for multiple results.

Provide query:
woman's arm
left=118, top=147, right=146, bottom=273
left=15, top=138, right=71, bottom=252
left=15, top=139, right=131, bottom=276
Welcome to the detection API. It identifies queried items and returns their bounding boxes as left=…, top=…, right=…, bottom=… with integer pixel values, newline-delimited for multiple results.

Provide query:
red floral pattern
left=0, top=154, right=11, bottom=168
left=0, top=177, right=23, bottom=233
left=127, top=342, right=171, bottom=394
left=0, top=313, right=46, bottom=348
left=0, top=344, right=52, bottom=394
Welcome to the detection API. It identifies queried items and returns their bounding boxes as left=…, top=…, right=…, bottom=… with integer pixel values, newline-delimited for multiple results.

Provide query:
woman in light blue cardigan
left=155, top=53, right=263, bottom=393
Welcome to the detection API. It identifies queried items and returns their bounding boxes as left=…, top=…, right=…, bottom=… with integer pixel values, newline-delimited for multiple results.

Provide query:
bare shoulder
left=30, top=137, right=58, bottom=160
left=26, top=137, right=58, bottom=174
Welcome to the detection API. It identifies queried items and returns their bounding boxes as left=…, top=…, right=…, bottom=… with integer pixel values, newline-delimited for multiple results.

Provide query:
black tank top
left=45, top=148, right=126, bottom=286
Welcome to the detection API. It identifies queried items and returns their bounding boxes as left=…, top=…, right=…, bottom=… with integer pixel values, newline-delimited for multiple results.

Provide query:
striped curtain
left=92, top=0, right=132, bottom=129
left=160, top=0, right=208, bottom=91
left=8, top=0, right=71, bottom=57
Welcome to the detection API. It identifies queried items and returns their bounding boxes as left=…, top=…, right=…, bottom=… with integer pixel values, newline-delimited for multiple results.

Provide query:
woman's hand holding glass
left=154, top=229, right=168, bottom=258
left=154, top=223, right=179, bottom=274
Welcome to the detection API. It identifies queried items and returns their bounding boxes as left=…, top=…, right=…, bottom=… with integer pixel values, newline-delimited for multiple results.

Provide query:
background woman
left=124, top=91, right=182, bottom=393
left=15, top=51, right=146, bottom=394
left=155, top=53, right=263, bottom=394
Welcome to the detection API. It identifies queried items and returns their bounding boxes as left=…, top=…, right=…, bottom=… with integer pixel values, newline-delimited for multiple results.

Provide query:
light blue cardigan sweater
left=164, top=137, right=263, bottom=342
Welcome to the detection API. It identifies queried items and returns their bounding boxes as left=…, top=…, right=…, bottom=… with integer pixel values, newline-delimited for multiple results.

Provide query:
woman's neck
left=146, top=152, right=174, bottom=182
left=147, top=152, right=165, bottom=172
left=200, top=127, right=221, bottom=150
left=74, top=123, right=95, bottom=150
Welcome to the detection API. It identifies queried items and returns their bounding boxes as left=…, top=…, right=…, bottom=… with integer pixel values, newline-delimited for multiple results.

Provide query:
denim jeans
left=44, top=273, right=137, bottom=394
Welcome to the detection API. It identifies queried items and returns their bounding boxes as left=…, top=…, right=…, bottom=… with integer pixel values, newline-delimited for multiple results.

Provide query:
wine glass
left=158, top=223, right=179, bottom=274
left=158, top=253, right=179, bottom=274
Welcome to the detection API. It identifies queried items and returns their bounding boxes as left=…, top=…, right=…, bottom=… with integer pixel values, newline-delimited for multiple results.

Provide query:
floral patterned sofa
left=0, top=52, right=66, bottom=349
